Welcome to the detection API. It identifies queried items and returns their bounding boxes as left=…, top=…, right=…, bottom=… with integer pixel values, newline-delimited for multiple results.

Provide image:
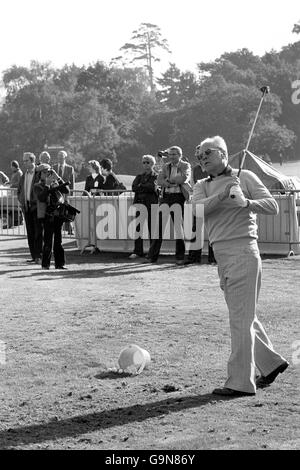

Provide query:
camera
left=47, top=169, right=54, bottom=176
left=157, top=150, right=169, bottom=158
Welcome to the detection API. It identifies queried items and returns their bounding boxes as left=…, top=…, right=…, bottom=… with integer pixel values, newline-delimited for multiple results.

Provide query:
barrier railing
left=257, top=189, right=300, bottom=256
left=0, top=187, right=26, bottom=237
left=1, top=187, right=299, bottom=257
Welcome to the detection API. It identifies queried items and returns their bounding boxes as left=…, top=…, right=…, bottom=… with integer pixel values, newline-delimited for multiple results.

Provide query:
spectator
left=39, top=151, right=51, bottom=165
left=100, top=158, right=125, bottom=194
left=10, top=161, right=23, bottom=189
left=34, top=164, right=69, bottom=270
left=53, top=150, right=75, bottom=234
left=145, top=146, right=191, bottom=265
left=0, top=171, right=9, bottom=186
left=186, top=162, right=208, bottom=265
left=84, top=160, right=104, bottom=195
left=17, top=152, right=43, bottom=263
left=53, top=151, right=75, bottom=190
left=129, top=155, right=159, bottom=259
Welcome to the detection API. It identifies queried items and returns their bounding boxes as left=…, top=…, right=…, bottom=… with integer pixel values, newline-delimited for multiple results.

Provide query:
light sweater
left=192, top=169, right=279, bottom=244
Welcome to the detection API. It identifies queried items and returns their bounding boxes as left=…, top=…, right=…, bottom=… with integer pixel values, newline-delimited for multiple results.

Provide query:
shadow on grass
left=15, top=264, right=180, bottom=279
left=0, top=392, right=248, bottom=449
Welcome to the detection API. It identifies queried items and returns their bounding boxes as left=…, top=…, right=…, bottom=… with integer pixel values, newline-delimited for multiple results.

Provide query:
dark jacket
left=84, top=174, right=105, bottom=194
left=53, top=163, right=75, bottom=190
left=34, top=180, right=69, bottom=219
left=102, top=172, right=124, bottom=194
left=17, top=169, right=40, bottom=211
left=132, top=171, right=159, bottom=205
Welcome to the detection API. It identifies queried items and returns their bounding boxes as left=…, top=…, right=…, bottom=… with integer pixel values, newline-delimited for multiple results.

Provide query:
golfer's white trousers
left=213, top=239, right=286, bottom=394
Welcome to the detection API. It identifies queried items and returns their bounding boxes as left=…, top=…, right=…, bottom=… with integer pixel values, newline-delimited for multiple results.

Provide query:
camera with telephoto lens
left=157, top=150, right=169, bottom=158
left=47, top=169, right=54, bottom=176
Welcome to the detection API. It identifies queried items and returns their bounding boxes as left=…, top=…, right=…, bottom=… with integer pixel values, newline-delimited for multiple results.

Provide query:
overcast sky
left=0, top=0, right=299, bottom=77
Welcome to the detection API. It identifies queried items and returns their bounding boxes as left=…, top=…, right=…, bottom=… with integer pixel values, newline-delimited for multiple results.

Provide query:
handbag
left=56, top=202, right=80, bottom=222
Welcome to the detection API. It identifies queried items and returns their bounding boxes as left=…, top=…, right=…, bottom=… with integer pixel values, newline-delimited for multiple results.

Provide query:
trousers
left=213, top=238, right=286, bottom=394
left=42, top=216, right=65, bottom=268
left=24, top=208, right=43, bottom=260
left=148, top=193, right=186, bottom=261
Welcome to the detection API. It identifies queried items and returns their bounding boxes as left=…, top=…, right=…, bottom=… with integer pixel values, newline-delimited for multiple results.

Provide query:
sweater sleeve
left=242, top=171, right=279, bottom=215
left=192, top=180, right=221, bottom=215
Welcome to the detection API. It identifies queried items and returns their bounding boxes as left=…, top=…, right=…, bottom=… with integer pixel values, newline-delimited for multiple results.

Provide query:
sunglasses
left=196, top=148, right=223, bottom=160
left=142, top=161, right=152, bottom=164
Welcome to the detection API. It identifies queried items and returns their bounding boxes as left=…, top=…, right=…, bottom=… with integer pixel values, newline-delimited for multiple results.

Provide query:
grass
left=0, top=238, right=299, bottom=450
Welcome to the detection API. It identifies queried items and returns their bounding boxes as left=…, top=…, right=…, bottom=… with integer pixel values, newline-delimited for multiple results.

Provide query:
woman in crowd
left=34, top=164, right=69, bottom=270
left=129, top=155, right=159, bottom=259
left=39, top=151, right=51, bottom=165
left=84, top=160, right=104, bottom=195
left=100, top=158, right=125, bottom=194
left=10, top=161, right=23, bottom=188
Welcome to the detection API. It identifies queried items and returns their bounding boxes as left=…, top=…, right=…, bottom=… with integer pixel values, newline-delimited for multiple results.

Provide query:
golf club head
left=260, top=85, right=270, bottom=95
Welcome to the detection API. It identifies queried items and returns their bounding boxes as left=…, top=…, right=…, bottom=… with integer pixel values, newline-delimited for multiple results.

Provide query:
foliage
left=0, top=26, right=300, bottom=176
left=115, top=23, right=171, bottom=91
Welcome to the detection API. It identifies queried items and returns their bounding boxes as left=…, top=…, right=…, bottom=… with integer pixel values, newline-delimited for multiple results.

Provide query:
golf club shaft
left=237, top=90, right=268, bottom=177
left=229, top=87, right=269, bottom=199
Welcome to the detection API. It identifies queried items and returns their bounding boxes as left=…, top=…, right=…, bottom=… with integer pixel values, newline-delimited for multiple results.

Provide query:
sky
left=0, top=0, right=299, bottom=79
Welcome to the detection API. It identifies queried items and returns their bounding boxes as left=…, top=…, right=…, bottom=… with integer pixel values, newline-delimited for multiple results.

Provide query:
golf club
left=230, top=85, right=270, bottom=198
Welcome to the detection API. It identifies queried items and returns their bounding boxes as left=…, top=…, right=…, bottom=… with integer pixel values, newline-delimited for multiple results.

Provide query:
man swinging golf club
left=193, top=135, right=289, bottom=396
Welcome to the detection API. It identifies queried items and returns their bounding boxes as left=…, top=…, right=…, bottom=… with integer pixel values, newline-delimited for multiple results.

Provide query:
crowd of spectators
left=1, top=146, right=217, bottom=265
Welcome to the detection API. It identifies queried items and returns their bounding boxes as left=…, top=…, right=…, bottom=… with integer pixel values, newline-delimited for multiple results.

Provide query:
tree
left=116, top=23, right=171, bottom=92
left=156, top=63, right=198, bottom=108
left=292, top=20, right=300, bottom=34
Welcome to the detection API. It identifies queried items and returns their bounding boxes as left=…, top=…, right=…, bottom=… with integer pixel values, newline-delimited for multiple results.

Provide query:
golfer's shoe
left=256, top=361, right=289, bottom=389
left=212, top=387, right=255, bottom=397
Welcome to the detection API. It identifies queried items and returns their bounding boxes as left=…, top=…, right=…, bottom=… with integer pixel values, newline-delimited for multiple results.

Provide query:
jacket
left=157, top=160, right=192, bottom=200
left=17, top=169, right=40, bottom=211
left=132, top=171, right=159, bottom=205
left=53, top=164, right=75, bottom=190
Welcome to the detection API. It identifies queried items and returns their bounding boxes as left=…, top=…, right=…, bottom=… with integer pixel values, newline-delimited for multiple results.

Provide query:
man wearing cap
left=193, top=136, right=289, bottom=396
left=17, top=152, right=43, bottom=263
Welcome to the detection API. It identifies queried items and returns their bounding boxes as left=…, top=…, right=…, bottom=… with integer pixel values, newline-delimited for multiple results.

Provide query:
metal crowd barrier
left=0, top=187, right=26, bottom=237
left=257, top=189, right=300, bottom=256
left=1, top=186, right=300, bottom=257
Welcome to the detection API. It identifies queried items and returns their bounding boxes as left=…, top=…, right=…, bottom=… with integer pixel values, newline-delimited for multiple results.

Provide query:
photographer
left=34, top=164, right=69, bottom=270
left=145, top=146, right=191, bottom=265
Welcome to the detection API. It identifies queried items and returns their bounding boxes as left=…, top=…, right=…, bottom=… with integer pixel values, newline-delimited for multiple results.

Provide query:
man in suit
left=53, top=150, right=75, bottom=234
left=17, top=152, right=43, bottom=263
left=53, top=151, right=75, bottom=190
left=145, top=146, right=191, bottom=265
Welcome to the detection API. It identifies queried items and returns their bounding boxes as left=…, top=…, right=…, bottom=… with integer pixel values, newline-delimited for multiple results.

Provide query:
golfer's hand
left=228, top=185, right=248, bottom=207
left=218, top=177, right=240, bottom=201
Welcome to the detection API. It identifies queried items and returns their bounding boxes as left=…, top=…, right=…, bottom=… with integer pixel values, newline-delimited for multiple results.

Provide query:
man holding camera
left=53, top=150, right=75, bottom=234
left=145, top=146, right=191, bottom=265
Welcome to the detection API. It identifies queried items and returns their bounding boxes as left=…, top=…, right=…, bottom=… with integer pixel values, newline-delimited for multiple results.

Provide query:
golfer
left=193, top=136, right=289, bottom=396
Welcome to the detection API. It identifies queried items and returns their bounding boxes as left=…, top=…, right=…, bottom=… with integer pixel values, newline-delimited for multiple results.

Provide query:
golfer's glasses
left=196, top=148, right=224, bottom=161
left=142, top=161, right=152, bottom=164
